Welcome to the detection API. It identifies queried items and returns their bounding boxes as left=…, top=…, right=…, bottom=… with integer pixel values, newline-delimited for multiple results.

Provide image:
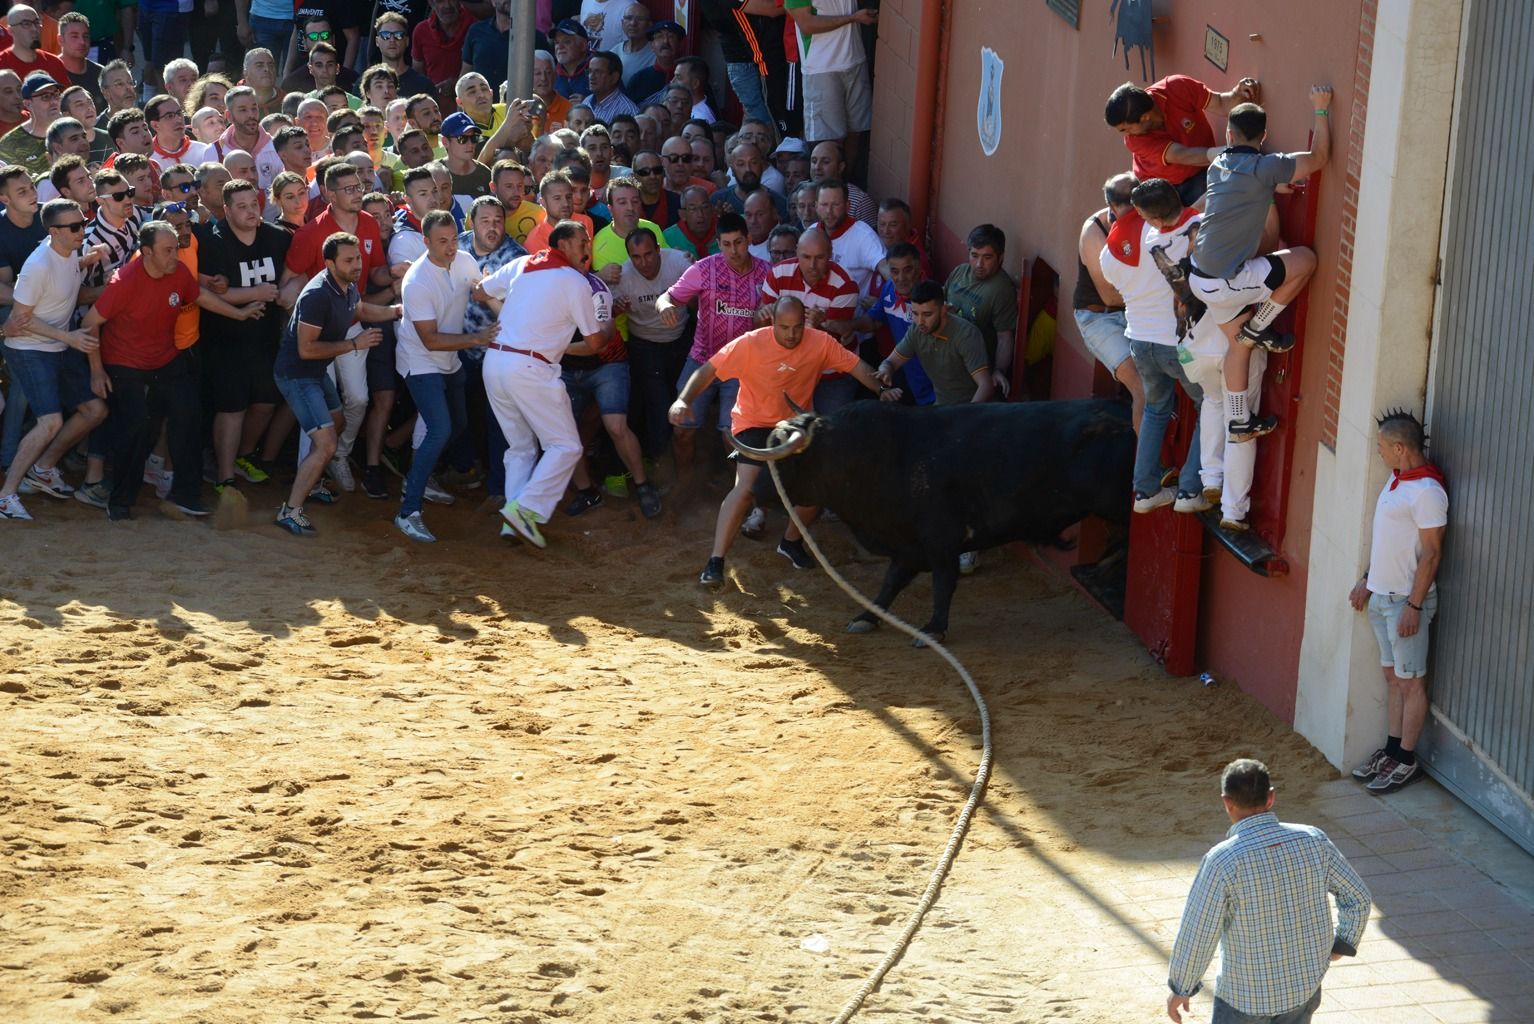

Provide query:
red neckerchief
left=824, top=215, right=855, bottom=241
left=152, top=135, right=192, bottom=162
left=1391, top=463, right=1446, bottom=491
left=525, top=247, right=574, bottom=272
left=1105, top=208, right=1146, bottom=266
left=678, top=217, right=715, bottom=254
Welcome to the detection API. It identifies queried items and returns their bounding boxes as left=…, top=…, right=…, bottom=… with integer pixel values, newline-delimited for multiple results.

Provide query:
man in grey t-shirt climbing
left=1187, top=84, right=1334, bottom=442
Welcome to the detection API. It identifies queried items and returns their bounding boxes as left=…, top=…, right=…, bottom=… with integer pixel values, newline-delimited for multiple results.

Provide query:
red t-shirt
left=0, top=47, right=69, bottom=87
left=1123, top=74, right=1214, bottom=186
left=96, top=260, right=201, bottom=370
left=285, top=205, right=386, bottom=289
left=411, top=14, right=476, bottom=90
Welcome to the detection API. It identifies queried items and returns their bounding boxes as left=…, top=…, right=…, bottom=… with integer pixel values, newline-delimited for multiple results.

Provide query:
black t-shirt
left=0, top=212, right=46, bottom=280
left=375, top=0, right=430, bottom=25
left=275, top=270, right=359, bottom=379
left=199, top=220, right=294, bottom=347
left=697, top=0, right=786, bottom=66
left=294, top=1, right=364, bottom=33
left=69, top=60, right=104, bottom=108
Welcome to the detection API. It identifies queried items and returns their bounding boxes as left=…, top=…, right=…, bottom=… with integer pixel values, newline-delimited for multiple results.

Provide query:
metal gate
left=1422, top=0, right=1534, bottom=854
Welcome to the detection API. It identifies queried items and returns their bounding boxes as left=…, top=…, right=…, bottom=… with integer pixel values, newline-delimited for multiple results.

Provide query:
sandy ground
left=0, top=476, right=1335, bottom=1023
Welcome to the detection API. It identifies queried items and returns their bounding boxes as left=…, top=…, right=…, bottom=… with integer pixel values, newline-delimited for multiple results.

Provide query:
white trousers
left=1181, top=347, right=1268, bottom=521
left=297, top=326, right=368, bottom=465
left=483, top=352, right=581, bottom=521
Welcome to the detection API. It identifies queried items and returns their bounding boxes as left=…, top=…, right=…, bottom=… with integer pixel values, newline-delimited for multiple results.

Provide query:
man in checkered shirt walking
left=1166, top=759, right=1372, bottom=1024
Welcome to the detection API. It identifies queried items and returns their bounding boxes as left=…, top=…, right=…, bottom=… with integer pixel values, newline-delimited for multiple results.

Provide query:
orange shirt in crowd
left=523, top=211, right=592, bottom=253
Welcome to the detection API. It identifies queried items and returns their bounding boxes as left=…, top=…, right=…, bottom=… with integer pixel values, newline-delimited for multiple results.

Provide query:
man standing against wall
left=784, top=0, right=876, bottom=173
left=1166, top=758, right=1371, bottom=1024
left=1348, top=411, right=1447, bottom=794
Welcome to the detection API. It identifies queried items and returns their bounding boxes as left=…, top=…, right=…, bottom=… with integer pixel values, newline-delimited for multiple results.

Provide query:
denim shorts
left=275, top=373, right=342, bottom=434
left=676, top=355, right=738, bottom=431
left=3, top=345, right=94, bottom=418
left=1368, top=588, right=1438, bottom=679
left=563, top=361, right=630, bottom=418
left=1074, top=308, right=1132, bottom=373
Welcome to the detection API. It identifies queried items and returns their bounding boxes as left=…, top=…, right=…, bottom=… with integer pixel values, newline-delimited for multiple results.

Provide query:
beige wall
left=1295, top=0, right=1464, bottom=768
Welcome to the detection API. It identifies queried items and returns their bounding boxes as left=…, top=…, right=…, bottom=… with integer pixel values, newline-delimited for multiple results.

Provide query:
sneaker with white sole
left=1133, top=486, right=1175, bottom=513
left=275, top=503, right=316, bottom=536
left=1351, top=747, right=1391, bottom=779
left=500, top=499, right=546, bottom=548
left=1173, top=489, right=1212, bottom=513
left=423, top=476, right=456, bottom=505
left=0, top=493, right=33, bottom=520
left=73, top=480, right=110, bottom=509
left=329, top=457, right=356, bottom=492
left=394, top=511, right=436, bottom=542
left=26, top=464, right=74, bottom=498
left=777, top=537, right=814, bottom=570
left=234, top=454, right=270, bottom=483
left=307, top=484, right=338, bottom=505
left=740, top=506, right=766, bottom=539
left=1229, top=415, right=1279, bottom=443
left=153, top=470, right=174, bottom=500
left=959, top=550, right=980, bottom=575
left=1366, top=758, right=1420, bottom=793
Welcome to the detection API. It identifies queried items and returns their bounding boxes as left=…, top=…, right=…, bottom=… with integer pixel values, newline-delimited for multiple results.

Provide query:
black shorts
left=203, top=336, right=278, bottom=414
left=365, top=322, right=399, bottom=394
left=729, top=426, right=774, bottom=468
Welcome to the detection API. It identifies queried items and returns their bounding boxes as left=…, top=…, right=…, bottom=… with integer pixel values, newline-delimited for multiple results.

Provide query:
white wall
left=1294, top=0, right=1464, bottom=768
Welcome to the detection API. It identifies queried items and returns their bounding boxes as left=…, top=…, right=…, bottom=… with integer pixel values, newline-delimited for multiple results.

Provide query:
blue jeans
left=247, top=14, right=293, bottom=61
left=138, top=10, right=189, bottom=79
left=275, top=372, right=341, bottom=433
left=1, top=355, right=29, bottom=469
left=401, top=369, right=466, bottom=516
left=1129, top=339, right=1202, bottom=496
left=563, top=361, right=630, bottom=418
left=677, top=355, right=738, bottom=431
left=1211, top=987, right=1321, bottom=1024
left=726, top=62, right=773, bottom=129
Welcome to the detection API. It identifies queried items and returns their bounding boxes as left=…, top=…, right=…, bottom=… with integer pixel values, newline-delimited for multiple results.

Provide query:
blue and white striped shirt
left=1168, top=812, right=1372, bottom=1016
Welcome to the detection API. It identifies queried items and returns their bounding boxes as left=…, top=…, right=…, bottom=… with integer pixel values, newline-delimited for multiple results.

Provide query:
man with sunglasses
left=372, top=12, right=436, bottom=106
left=291, top=6, right=360, bottom=70
left=158, top=162, right=200, bottom=218
left=630, top=150, right=678, bottom=228
left=0, top=6, right=70, bottom=87
left=0, top=199, right=109, bottom=522
left=439, top=112, right=491, bottom=209
left=144, top=93, right=212, bottom=177
left=0, top=72, right=62, bottom=177
left=83, top=168, right=146, bottom=293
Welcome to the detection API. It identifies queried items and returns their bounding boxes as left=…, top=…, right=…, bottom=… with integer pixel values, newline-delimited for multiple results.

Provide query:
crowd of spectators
left=0, top=0, right=1329, bottom=570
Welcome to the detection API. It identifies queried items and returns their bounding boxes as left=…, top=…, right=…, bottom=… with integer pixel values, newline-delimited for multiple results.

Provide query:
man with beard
left=219, top=86, right=284, bottom=189
left=711, top=139, right=787, bottom=219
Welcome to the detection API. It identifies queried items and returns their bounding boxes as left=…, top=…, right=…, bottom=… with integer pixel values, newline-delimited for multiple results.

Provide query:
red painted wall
left=869, top=0, right=1365, bottom=720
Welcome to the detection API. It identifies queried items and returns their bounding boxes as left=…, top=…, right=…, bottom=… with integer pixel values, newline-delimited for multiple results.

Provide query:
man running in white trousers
left=473, top=219, right=612, bottom=547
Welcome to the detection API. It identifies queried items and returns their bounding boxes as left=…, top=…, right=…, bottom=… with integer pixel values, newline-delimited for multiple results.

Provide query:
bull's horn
left=783, top=392, right=808, bottom=416
left=727, top=426, right=806, bottom=462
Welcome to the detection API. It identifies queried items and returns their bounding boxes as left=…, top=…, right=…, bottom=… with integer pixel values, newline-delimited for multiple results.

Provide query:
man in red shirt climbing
left=1103, top=74, right=1260, bottom=206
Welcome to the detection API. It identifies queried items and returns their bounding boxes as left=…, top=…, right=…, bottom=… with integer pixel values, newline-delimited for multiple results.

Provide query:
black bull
left=730, top=398, right=1136, bottom=642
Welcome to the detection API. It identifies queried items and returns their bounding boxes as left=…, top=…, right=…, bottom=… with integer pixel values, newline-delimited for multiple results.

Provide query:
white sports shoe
left=423, top=476, right=456, bottom=505
left=329, top=457, right=356, bottom=492
left=959, top=550, right=980, bottom=575
left=394, top=511, right=436, bottom=542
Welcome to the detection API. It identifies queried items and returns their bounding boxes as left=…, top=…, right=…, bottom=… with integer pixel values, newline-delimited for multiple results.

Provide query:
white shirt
left=791, top=0, right=866, bottom=75
left=691, top=98, right=716, bottom=122
left=825, top=217, right=885, bottom=294
left=148, top=138, right=213, bottom=178
left=480, top=256, right=604, bottom=361
left=611, top=248, right=691, bottom=343
left=1367, top=476, right=1448, bottom=596
left=6, top=243, right=84, bottom=352
left=748, top=240, right=771, bottom=263
left=397, top=250, right=482, bottom=377
left=1099, top=213, right=1199, bottom=347
left=388, top=228, right=427, bottom=267
left=579, top=0, right=628, bottom=51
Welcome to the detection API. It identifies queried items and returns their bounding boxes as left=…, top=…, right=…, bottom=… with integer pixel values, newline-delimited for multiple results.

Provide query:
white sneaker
left=423, top=476, right=456, bottom=505
left=1173, top=489, right=1212, bottom=513
left=959, top=550, right=980, bottom=575
left=1133, top=487, right=1176, bottom=513
left=394, top=511, right=436, bottom=542
left=329, top=456, right=356, bottom=492
left=143, top=454, right=165, bottom=487
left=0, top=493, right=32, bottom=520
left=154, top=470, right=173, bottom=500
left=26, top=464, right=74, bottom=498
left=740, top=506, right=766, bottom=538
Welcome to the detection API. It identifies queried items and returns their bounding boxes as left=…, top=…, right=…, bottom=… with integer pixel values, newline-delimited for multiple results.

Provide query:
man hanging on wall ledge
left=1103, top=74, right=1260, bottom=207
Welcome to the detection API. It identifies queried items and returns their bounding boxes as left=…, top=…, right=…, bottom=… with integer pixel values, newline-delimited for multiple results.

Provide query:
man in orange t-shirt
left=670, top=294, right=892, bottom=587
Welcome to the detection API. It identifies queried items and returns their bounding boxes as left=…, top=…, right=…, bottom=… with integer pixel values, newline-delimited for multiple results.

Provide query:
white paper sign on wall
left=978, top=47, right=1003, bottom=157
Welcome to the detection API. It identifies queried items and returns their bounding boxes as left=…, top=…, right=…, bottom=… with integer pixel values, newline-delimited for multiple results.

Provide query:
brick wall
left=1321, top=0, right=1377, bottom=450
left=866, top=0, right=923, bottom=204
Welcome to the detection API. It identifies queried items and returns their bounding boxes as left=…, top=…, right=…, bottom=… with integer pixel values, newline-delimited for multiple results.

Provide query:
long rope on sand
left=766, top=458, right=994, bottom=1024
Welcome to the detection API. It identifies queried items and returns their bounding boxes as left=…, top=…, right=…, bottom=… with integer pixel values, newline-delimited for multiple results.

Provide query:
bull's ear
left=784, top=392, right=808, bottom=416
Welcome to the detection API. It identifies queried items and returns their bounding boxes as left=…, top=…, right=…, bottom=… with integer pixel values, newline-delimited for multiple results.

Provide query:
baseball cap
left=648, top=19, right=684, bottom=38
left=21, top=72, right=61, bottom=99
left=439, top=112, right=483, bottom=138
left=772, top=137, right=807, bottom=157
left=550, top=18, right=589, bottom=39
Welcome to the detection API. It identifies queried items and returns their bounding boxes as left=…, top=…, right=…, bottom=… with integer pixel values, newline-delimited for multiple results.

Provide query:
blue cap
left=21, top=71, right=60, bottom=98
left=550, top=18, right=589, bottom=39
left=648, top=19, right=684, bottom=38
left=439, top=112, right=483, bottom=138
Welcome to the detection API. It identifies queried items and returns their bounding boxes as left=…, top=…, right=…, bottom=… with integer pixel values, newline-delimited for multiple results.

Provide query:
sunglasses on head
left=52, top=219, right=86, bottom=232
left=306, top=30, right=332, bottom=41
left=103, top=186, right=137, bottom=202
